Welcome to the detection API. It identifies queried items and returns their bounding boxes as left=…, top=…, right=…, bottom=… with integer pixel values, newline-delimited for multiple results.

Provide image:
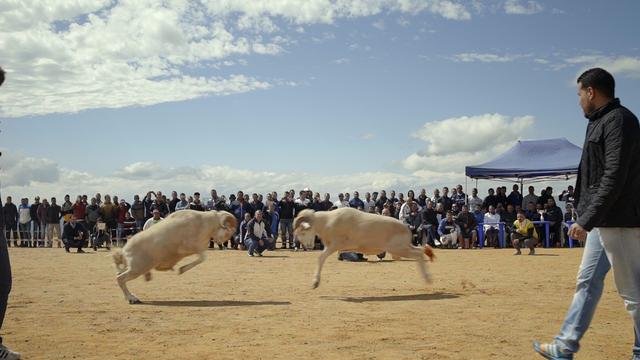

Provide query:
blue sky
left=1, top=0, right=639, bottom=199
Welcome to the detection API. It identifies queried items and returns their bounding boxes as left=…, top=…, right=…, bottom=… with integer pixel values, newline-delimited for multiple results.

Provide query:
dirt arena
left=4, top=247, right=631, bottom=359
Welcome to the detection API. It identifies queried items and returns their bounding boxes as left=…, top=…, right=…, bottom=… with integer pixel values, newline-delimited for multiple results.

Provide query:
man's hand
left=568, top=223, right=588, bottom=241
left=258, top=240, right=264, bottom=247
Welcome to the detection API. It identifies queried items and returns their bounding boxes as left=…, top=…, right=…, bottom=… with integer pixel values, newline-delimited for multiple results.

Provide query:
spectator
left=143, top=209, right=163, bottom=231
left=403, top=202, right=422, bottom=246
left=152, top=194, right=171, bottom=215
left=375, top=207, right=395, bottom=260
left=60, top=195, right=73, bottom=224
left=45, top=197, right=62, bottom=247
left=116, top=199, right=131, bottom=244
left=511, top=210, right=537, bottom=256
left=375, top=190, right=389, bottom=209
left=30, top=196, right=42, bottom=247
left=244, top=210, right=270, bottom=257
left=398, top=198, right=414, bottom=222
left=62, top=216, right=85, bottom=253
left=450, top=203, right=460, bottom=216
left=174, top=193, right=189, bottom=211
left=237, top=213, right=252, bottom=250
left=522, top=186, right=538, bottom=209
left=438, top=211, right=462, bottom=249
left=99, top=195, right=118, bottom=238
left=502, top=204, right=517, bottom=244
left=251, top=193, right=264, bottom=212
left=143, top=191, right=156, bottom=220
left=2, top=198, right=18, bottom=247
left=168, top=191, right=179, bottom=213
left=363, top=192, right=376, bottom=213
left=18, top=198, right=31, bottom=247
left=72, top=196, right=87, bottom=243
left=333, top=193, right=349, bottom=208
left=264, top=192, right=277, bottom=212
left=472, top=204, right=484, bottom=227
left=130, top=195, right=146, bottom=233
left=264, top=203, right=279, bottom=250
left=36, top=199, right=49, bottom=247
left=456, top=205, right=478, bottom=249
left=439, top=187, right=452, bottom=211
left=435, top=202, right=445, bottom=223
left=545, top=198, right=564, bottom=247
left=559, top=185, right=576, bottom=206
left=388, top=190, right=397, bottom=203
left=278, top=192, right=295, bottom=249
left=495, top=187, right=508, bottom=209
left=524, top=202, right=537, bottom=220
left=86, top=198, right=100, bottom=239
left=483, top=188, right=498, bottom=210
left=432, top=188, right=441, bottom=205
left=320, top=193, right=333, bottom=211
left=483, top=205, right=501, bottom=248
left=453, top=185, right=466, bottom=209
left=468, top=188, right=483, bottom=211
left=421, top=201, right=439, bottom=247
left=417, top=188, right=428, bottom=207
left=94, top=193, right=102, bottom=207
left=310, top=193, right=324, bottom=212
left=349, top=191, right=364, bottom=209
left=507, top=184, right=523, bottom=208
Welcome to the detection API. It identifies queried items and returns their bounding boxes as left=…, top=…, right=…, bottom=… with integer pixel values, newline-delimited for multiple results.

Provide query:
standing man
left=30, top=197, right=42, bottom=247
left=0, top=66, right=21, bottom=359
left=2, top=198, right=18, bottom=248
left=534, top=68, right=640, bottom=360
left=17, top=199, right=30, bottom=248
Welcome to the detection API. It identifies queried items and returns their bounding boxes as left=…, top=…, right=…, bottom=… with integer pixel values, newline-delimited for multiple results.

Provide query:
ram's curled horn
left=219, top=212, right=237, bottom=230
left=294, top=209, right=316, bottom=230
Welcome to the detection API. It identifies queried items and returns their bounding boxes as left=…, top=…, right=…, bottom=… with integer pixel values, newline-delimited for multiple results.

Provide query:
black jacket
left=3, top=203, right=18, bottom=225
left=575, top=98, right=640, bottom=230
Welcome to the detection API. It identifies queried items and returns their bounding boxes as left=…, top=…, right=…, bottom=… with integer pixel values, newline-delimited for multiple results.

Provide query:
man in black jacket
left=2, top=198, right=18, bottom=247
left=535, top=68, right=640, bottom=360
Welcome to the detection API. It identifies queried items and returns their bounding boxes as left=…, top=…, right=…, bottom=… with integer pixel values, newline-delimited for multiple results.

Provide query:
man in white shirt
left=363, top=192, right=376, bottom=213
left=143, top=209, right=163, bottom=231
left=468, top=188, right=483, bottom=210
left=483, top=206, right=501, bottom=248
left=522, top=186, right=538, bottom=210
left=333, top=193, right=349, bottom=208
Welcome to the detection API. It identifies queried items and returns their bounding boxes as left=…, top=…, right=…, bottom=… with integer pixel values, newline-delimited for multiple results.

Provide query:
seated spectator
left=511, top=210, right=538, bottom=255
left=143, top=209, right=163, bottom=231
left=62, top=216, right=85, bottom=253
left=483, top=206, right=501, bottom=248
left=420, top=201, right=439, bottom=247
left=456, top=205, right=478, bottom=249
left=403, top=202, right=422, bottom=246
left=545, top=198, right=564, bottom=247
left=559, top=185, right=575, bottom=206
left=524, top=202, right=537, bottom=221
left=450, top=203, right=460, bottom=216
left=472, top=204, right=484, bottom=228
left=244, top=210, right=270, bottom=257
left=264, top=203, right=279, bottom=251
left=376, top=207, right=394, bottom=260
left=502, top=204, right=517, bottom=244
left=438, top=211, right=462, bottom=249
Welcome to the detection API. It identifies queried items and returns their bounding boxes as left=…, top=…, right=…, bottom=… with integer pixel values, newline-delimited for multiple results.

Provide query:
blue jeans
left=555, top=228, right=640, bottom=356
left=244, top=237, right=267, bottom=255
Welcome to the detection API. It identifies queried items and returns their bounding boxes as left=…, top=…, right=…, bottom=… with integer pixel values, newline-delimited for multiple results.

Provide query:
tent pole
left=465, top=177, right=468, bottom=205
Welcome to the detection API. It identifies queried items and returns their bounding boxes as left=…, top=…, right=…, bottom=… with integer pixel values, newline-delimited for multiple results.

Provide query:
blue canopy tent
left=465, top=138, right=582, bottom=183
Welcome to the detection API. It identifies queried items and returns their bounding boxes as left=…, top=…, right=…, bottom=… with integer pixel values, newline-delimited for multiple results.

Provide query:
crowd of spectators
left=2, top=184, right=579, bottom=254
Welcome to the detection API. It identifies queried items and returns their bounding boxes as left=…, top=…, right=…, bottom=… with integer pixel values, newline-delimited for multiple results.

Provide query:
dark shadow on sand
left=530, top=253, right=560, bottom=257
left=322, top=292, right=460, bottom=303
left=142, top=300, right=291, bottom=307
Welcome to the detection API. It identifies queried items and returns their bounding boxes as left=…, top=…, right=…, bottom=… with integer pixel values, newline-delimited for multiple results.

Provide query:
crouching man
left=62, top=216, right=85, bottom=253
left=244, top=210, right=270, bottom=257
left=511, top=210, right=537, bottom=255
left=438, top=211, right=462, bottom=248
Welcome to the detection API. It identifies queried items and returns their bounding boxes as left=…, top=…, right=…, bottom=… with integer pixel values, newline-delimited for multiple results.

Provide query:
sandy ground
left=2, top=246, right=632, bottom=359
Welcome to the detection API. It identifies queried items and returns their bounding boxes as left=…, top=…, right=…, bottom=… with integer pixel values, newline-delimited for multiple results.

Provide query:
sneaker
left=256, top=252, right=263, bottom=257
left=533, top=341, right=573, bottom=359
left=248, top=253, right=254, bottom=257
left=77, top=249, right=85, bottom=253
left=65, top=247, right=70, bottom=253
left=529, top=248, right=536, bottom=255
left=513, top=250, right=521, bottom=256
left=0, top=343, right=21, bottom=359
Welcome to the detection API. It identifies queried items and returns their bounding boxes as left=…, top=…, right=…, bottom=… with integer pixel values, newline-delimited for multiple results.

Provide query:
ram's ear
left=301, top=222, right=311, bottom=230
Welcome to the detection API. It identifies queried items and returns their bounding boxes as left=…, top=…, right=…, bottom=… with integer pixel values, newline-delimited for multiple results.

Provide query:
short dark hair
left=0, top=66, right=5, bottom=86
left=577, top=67, right=615, bottom=99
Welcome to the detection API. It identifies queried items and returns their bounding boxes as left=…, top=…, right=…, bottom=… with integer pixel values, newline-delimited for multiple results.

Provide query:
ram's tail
left=112, top=249, right=127, bottom=273
left=423, top=245, right=436, bottom=262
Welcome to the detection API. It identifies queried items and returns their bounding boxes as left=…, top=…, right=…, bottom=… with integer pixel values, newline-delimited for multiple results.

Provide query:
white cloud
left=403, top=114, right=535, bottom=175
left=504, top=0, right=543, bottom=15
left=372, top=19, right=385, bottom=30
left=0, top=0, right=472, bottom=118
left=333, top=58, right=350, bottom=65
left=451, top=53, right=526, bottom=63
left=361, top=133, right=376, bottom=140
left=565, top=55, right=640, bottom=79
left=551, top=8, right=565, bottom=15
left=0, top=150, right=465, bottom=201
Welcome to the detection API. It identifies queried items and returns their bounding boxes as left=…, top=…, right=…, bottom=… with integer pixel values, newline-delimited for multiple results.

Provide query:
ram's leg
left=312, top=246, right=337, bottom=289
left=179, top=252, right=206, bottom=275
